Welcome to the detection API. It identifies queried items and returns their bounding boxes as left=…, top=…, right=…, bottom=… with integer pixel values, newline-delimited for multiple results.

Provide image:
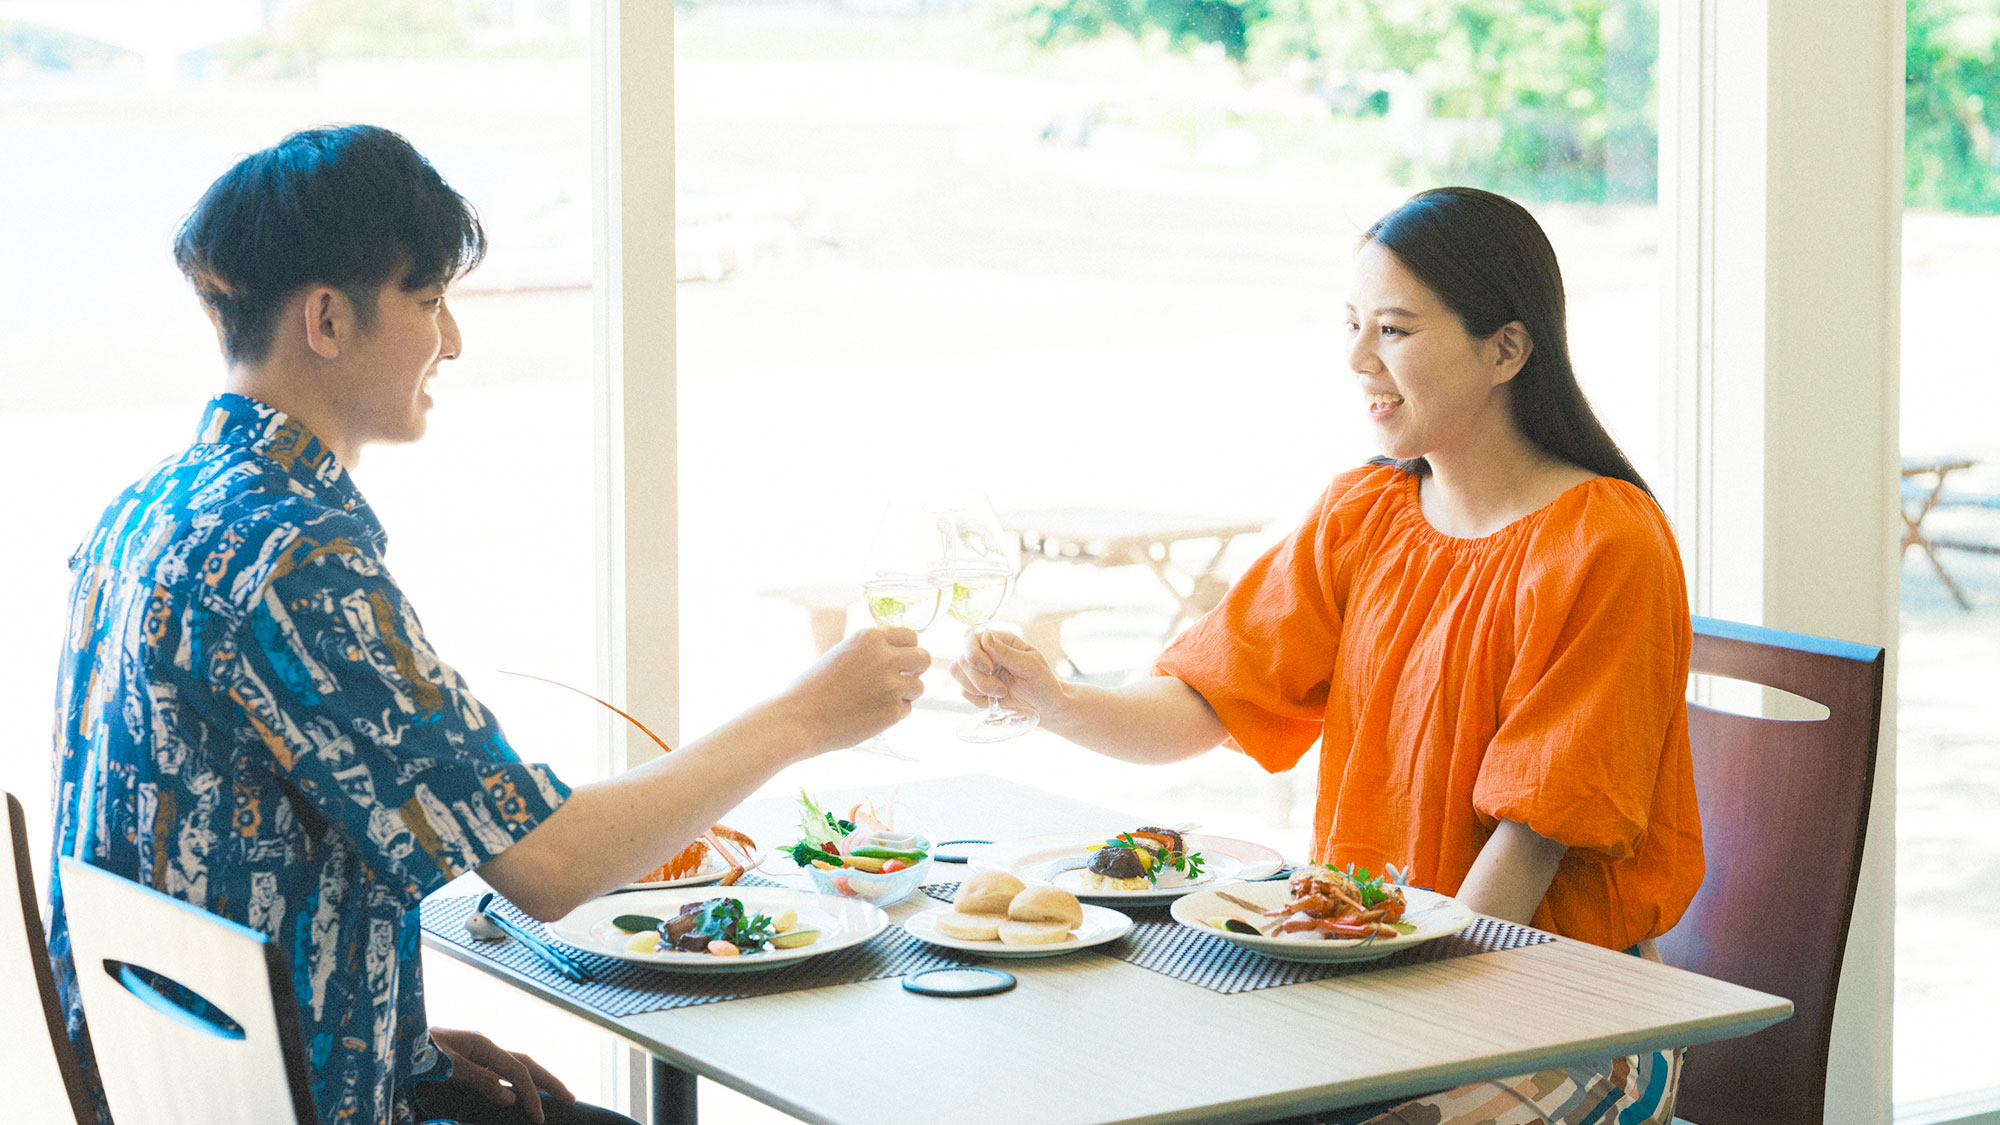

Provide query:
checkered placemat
left=421, top=882, right=967, bottom=1019
left=917, top=881, right=1553, bottom=994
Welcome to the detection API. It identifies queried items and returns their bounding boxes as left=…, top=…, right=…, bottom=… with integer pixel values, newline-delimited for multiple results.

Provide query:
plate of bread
left=903, top=870, right=1131, bottom=958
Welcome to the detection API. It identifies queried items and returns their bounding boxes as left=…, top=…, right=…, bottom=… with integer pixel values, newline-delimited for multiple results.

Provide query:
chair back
left=1658, top=617, right=1885, bottom=1125
left=3, top=792, right=94, bottom=1124
left=57, top=856, right=315, bottom=1125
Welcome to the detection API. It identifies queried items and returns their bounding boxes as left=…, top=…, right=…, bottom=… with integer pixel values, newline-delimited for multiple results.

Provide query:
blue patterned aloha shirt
left=47, top=393, right=571, bottom=1125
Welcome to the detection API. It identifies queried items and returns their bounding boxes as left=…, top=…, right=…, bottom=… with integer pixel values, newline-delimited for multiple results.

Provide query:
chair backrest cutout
left=57, top=855, right=315, bottom=1125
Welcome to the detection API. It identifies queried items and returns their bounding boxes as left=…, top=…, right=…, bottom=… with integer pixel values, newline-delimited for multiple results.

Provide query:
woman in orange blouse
left=954, top=186, right=1701, bottom=1124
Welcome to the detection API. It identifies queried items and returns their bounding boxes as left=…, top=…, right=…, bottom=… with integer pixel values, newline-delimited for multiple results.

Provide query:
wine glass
left=930, top=494, right=1039, bottom=743
left=851, top=504, right=952, bottom=760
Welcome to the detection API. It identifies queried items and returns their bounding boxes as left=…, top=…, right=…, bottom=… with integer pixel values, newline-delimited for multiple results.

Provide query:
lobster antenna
left=499, top=670, right=674, bottom=755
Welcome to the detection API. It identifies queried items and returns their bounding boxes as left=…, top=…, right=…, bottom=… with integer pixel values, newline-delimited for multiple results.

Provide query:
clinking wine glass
left=930, top=494, right=1039, bottom=743
left=851, top=505, right=952, bottom=760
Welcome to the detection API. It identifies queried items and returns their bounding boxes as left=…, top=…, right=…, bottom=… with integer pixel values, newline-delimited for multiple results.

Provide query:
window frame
left=599, top=0, right=1954, bottom=1117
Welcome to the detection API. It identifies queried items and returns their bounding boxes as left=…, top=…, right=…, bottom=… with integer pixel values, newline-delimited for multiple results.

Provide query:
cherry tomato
left=881, top=859, right=909, bottom=873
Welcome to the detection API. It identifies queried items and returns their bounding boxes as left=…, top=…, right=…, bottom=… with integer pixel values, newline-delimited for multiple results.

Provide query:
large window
left=0, top=1, right=615, bottom=1109
left=1897, top=2, right=2000, bottom=1110
left=674, top=0, right=1666, bottom=881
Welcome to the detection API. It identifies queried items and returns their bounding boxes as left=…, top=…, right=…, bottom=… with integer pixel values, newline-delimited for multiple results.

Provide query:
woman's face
left=1342, top=241, right=1525, bottom=467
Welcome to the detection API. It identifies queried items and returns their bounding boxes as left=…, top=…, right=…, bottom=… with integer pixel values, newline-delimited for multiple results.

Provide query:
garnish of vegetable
left=784, top=789, right=929, bottom=874
left=848, top=845, right=928, bottom=862
left=684, top=897, right=780, bottom=950
left=611, top=914, right=665, bottom=934
left=783, top=788, right=859, bottom=869
left=1105, top=832, right=1205, bottom=885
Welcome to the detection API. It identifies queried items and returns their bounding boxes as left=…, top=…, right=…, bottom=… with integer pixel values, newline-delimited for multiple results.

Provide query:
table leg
left=1155, top=534, right=1242, bottom=640
left=1903, top=478, right=1974, bottom=610
left=651, top=1058, right=698, bottom=1125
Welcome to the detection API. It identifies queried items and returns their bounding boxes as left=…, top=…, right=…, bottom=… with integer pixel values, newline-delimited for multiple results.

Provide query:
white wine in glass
left=864, top=576, right=946, bottom=631
left=936, top=566, right=1010, bottom=629
left=851, top=573, right=945, bottom=760
left=931, top=495, right=1038, bottom=743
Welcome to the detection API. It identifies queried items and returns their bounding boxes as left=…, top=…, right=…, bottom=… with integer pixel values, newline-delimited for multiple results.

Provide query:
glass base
left=957, top=707, right=1038, bottom=743
left=851, top=735, right=919, bottom=761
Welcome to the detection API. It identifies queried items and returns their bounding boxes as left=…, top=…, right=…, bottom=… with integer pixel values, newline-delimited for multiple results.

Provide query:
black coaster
left=903, top=966, right=1016, bottom=997
left=932, top=840, right=992, bottom=864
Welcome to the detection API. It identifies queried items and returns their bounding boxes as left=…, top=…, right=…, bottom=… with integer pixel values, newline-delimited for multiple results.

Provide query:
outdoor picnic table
left=1001, top=507, right=1270, bottom=640
left=1901, top=455, right=1996, bottom=609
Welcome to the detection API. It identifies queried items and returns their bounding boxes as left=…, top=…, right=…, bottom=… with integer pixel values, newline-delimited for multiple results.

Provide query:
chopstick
left=476, top=893, right=594, bottom=982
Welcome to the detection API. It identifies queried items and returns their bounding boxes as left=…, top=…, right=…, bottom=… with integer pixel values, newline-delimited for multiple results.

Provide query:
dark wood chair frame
left=1659, top=616, right=1886, bottom=1125
left=5, top=791, right=95, bottom=1124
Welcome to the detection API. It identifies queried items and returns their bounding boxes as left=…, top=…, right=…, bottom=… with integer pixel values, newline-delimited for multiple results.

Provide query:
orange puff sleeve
left=1157, top=465, right=1703, bottom=950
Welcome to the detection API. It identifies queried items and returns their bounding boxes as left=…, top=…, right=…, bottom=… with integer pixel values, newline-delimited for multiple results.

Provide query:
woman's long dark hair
left=1362, top=186, right=1654, bottom=500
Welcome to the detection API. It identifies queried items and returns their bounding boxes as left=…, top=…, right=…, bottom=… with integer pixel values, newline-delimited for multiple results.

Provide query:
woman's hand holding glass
left=949, top=629, right=1064, bottom=731
left=929, top=494, right=1038, bottom=742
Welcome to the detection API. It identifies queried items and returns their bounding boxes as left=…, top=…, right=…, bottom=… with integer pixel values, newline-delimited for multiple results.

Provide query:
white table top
left=423, top=774, right=1790, bottom=1125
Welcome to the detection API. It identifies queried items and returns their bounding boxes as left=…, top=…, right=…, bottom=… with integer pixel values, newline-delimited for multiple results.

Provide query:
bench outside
left=765, top=585, right=1109, bottom=674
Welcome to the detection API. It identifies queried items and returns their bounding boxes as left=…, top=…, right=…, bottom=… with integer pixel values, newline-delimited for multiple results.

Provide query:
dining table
left=419, top=774, right=1791, bottom=1125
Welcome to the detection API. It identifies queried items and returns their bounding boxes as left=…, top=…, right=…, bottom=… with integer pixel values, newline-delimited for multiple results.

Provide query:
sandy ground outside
left=3, top=44, right=1997, bottom=1117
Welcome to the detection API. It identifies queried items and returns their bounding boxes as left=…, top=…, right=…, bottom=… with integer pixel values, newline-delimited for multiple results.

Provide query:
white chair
left=4, top=791, right=94, bottom=1124
left=58, top=855, right=314, bottom=1125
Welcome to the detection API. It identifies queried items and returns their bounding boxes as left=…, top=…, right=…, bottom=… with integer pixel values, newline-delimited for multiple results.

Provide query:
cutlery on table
left=1214, top=890, right=1278, bottom=935
left=465, top=892, right=594, bottom=982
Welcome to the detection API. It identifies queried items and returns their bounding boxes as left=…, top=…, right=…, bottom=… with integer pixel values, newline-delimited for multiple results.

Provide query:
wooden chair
left=3, top=792, right=94, bottom=1124
left=1659, top=617, right=1886, bottom=1125
left=57, top=855, right=315, bottom=1125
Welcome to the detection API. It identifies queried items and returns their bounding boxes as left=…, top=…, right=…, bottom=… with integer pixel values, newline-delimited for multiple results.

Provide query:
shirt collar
left=195, top=393, right=385, bottom=546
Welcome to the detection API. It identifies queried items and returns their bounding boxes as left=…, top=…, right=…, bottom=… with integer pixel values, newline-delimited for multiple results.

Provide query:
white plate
left=902, top=903, right=1133, bottom=959
left=971, top=831, right=1286, bottom=904
left=547, top=886, right=886, bottom=972
left=1169, top=883, right=1475, bottom=963
left=623, top=845, right=766, bottom=891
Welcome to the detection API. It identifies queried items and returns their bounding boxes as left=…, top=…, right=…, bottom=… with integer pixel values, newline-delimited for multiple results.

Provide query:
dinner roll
left=955, top=870, right=1026, bottom=915
left=1006, top=884, right=1083, bottom=929
left=935, top=912, right=1006, bottom=942
left=997, top=919, right=1073, bottom=946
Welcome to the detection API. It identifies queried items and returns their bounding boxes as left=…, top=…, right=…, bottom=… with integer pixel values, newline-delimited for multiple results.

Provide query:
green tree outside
left=1004, top=0, right=1999, bottom=211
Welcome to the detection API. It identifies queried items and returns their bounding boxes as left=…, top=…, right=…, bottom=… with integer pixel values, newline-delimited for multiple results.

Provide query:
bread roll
left=955, top=870, right=1026, bottom=915
left=935, top=912, right=1006, bottom=942
left=1006, top=884, right=1084, bottom=928
left=997, top=919, right=1073, bottom=946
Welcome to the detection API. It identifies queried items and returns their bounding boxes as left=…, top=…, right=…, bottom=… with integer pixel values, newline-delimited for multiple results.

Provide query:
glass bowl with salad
left=785, top=789, right=934, bottom=907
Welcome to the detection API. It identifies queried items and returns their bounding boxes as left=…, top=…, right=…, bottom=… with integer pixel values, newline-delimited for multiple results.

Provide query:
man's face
left=336, top=269, right=461, bottom=450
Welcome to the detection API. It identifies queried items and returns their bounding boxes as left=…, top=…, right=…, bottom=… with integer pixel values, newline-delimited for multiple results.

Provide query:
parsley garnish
left=687, top=897, right=779, bottom=950
left=1108, top=832, right=1205, bottom=885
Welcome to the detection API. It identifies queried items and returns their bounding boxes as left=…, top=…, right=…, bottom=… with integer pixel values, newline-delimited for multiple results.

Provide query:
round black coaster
left=932, top=839, right=993, bottom=864
left=902, top=966, right=1016, bottom=997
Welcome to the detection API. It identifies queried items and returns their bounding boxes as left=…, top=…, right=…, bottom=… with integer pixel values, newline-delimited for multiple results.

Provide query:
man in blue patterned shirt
left=48, top=125, right=927, bottom=1125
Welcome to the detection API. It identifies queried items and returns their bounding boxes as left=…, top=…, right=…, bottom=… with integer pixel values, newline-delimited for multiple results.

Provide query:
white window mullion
left=1663, top=0, right=1901, bottom=1119
left=592, top=0, right=677, bottom=1116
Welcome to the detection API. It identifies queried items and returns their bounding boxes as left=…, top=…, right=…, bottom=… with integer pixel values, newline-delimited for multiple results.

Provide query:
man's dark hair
left=172, top=124, right=486, bottom=365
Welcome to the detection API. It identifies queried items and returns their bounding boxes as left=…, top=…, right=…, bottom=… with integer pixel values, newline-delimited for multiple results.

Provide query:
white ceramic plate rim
left=547, top=886, right=886, bottom=971
left=1168, top=883, right=1475, bottom=962
left=623, top=846, right=767, bottom=891
left=902, top=902, right=1133, bottom=958
left=972, top=831, right=1285, bottom=902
